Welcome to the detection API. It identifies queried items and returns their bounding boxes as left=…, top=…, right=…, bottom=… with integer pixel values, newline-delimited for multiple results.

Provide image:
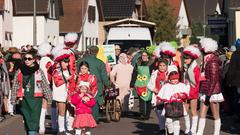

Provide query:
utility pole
left=33, top=0, right=37, bottom=46
left=203, top=0, right=206, bottom=37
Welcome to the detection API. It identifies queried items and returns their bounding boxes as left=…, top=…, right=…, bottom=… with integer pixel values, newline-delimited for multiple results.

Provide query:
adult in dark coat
left=226, top=38, right=240, bottom=121
left=78, top=46, right=109, bottom=122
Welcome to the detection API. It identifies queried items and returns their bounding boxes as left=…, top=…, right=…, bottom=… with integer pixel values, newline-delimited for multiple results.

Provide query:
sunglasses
left=63, top=58, right=70, bottom=62
left=24, top=57, right=33, bottom=61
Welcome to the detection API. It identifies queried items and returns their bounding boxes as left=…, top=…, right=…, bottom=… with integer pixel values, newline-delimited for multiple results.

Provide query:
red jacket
left=76, top=73, right=98, bottom=97
left=71, top=93, right=96, bottom=115
left=200, top=55, right=222, bottom=96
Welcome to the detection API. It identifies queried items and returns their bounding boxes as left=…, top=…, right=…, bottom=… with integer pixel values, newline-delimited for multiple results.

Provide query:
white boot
left=39, top=108, right=46, bottom=134
left=166, top=118, right=174, bottom=134
left=75, top=129, right=82, bottom=135
left=184, top=115, right=190, bottom=134
left=85, top=128, right=91, bottom=135
left=173, top=120, right=180, bottom=135
left=66, top=111, right=74, bottom=131
left=191, top=116, right=198, bottom=135
left=58, top=115, right=65, bottom=132
left=213, top=119, right=221, bottom=135
left=196, top=118, right=206, bottom=135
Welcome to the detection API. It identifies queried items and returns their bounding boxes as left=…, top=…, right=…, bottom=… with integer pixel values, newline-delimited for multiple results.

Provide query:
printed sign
left=103, top=44, right=116, bottom=65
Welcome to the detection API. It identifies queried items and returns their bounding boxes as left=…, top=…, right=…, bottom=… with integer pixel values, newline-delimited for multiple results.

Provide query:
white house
left=12, top=0, right=62, bottom=48
left=59, top=0, right=99, bottom=51
left=0, top=0, right=13, bottom=47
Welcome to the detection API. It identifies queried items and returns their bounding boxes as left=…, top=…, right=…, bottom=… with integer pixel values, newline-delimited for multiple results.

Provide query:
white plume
left=200, top=37, right=218, bottom=53
left=38, top=42, right=52, bottom=56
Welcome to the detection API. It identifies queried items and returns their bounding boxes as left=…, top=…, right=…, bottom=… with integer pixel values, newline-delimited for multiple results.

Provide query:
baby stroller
left=102, top=86, right=122, bottom=122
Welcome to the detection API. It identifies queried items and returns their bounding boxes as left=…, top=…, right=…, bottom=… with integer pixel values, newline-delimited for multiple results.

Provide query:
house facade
left=0, top=0, right=13, bottom=47
left=59, top=0, right=99, bottom=51
left=12, top=0, right=62, bottom=48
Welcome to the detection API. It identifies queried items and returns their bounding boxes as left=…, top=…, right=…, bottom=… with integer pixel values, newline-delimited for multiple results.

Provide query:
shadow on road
left=220, top=115, right=240, bottom=135
left=131, top=121, right=159, bottom=135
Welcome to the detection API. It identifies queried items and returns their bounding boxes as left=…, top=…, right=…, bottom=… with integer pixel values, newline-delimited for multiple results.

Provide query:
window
left=92, top=38, right=95, bottom=45
left=89, top=37, right=91, bottom=46
left=5, top=33, right=8, bottom=40
left=88, top=6, right=95, bottom=23
left=96, top=38, right=98, bottom=45
left=85, top=37, right=88, bottom=46
left=49, top=0, right=56, bottom=19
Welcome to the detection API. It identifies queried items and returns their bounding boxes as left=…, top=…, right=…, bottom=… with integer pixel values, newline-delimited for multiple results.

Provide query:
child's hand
left=82, top=96, right=90, bottom=102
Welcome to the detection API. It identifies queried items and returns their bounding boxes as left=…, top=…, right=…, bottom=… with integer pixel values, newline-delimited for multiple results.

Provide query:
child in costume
left=182, top=45, right=201, bottom=135
left=147, top=59, right=169, bottom=135
left=157, top=71, right=189, bottom=135
left=71, top=81, right=97, bottom=135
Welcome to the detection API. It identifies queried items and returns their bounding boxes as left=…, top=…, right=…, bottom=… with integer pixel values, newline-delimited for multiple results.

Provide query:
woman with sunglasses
left=52, top=46, right=75, bottom=135
left=11, top=49, right=52, bottom=135
left=182, top=45, right=201, bottom=135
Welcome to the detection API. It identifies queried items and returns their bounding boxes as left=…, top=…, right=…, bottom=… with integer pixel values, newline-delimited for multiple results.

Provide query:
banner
left=103, top=44, right=116, bottom=65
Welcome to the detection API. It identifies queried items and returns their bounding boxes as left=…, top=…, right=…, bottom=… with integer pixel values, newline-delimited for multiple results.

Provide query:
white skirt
left=53, top=84, right=68, bottom=102
left=199, top=93, right=224, bottom=103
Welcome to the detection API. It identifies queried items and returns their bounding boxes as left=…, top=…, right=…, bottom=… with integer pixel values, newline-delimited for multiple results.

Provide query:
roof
left=0, top=0, right=4, bottom=11
left=59, top=0, right=89, bottom=33
left=185, top=0, right=223, bottom=23
left=102, top=0, right=136, bottom=20
left=104, top=18, right=156, bottom=28
left=13, top=0, right=49, bottom=15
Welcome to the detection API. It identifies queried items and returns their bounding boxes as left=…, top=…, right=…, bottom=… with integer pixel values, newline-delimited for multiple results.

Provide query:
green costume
left=21, top=74, right=42, bottom=131
left=78, top=55, right=109, bottom=121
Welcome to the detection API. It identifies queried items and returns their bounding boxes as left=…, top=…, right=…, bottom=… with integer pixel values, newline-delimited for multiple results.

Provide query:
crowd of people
left=0, top=32, right=239, bottom=135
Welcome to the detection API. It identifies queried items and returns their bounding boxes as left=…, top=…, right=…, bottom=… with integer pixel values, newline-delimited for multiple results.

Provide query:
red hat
left=160, top=41, right=176, bottom=57
left=52, top=44, right=70, bottom=62
left=168, top=71, right=180, bottom=80
left=183, top=45, right=201, bottom=59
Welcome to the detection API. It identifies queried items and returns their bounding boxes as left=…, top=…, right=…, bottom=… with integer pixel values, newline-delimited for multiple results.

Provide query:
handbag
left=164, top=101, right=183, bottom=118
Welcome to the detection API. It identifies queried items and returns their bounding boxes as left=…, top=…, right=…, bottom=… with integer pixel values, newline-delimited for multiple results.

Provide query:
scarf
left=20, top=62, right=39, bottom=76
left=155, top=71, right=167, bottom=92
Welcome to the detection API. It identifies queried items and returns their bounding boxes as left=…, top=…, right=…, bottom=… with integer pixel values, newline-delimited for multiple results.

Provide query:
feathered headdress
left=52, top=44, right=70, bottom=62
left=38, top=42, right=52, bottom=57
left=159, top=41, right=176, bottom=57
left=183, top=45, right=201, bottom=59
left=64, top=33, right=78, bottom=47
left=199, top=37, right=218, bottom=53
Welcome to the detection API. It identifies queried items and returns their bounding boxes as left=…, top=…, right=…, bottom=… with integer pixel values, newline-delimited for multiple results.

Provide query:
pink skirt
left=72, top=114, right=97, bottom=128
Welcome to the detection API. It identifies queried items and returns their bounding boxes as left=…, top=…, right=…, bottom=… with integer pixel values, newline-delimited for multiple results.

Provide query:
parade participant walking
left=110, top=53, right=133, bottom=116
left=196, top=38, right=224, bottom=135
left=52, top=45, right=75, bottom=134
left=78, top=46, right=109, bottom=123
left=158, top=71, right=189, bottom=135
left=182, top=45, right=201, bottom=135
left=130, top=51, right=156, bottom=120
left=37, top=42, right=54, bottom=134
left=11, top=49, right=52, bottom=135
left=147, top=59, right=169, bottom=134
left=64, top=32, right=78, bottom=74
left=71, top=81, right=97, bottom=135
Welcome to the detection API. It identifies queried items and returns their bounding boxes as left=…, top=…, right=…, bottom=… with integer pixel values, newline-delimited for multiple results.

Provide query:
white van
left=106, top=27, right=153, bottom=51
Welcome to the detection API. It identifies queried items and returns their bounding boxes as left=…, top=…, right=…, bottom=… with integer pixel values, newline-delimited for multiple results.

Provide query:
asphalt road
left=0, top=100, right=239, bottom=135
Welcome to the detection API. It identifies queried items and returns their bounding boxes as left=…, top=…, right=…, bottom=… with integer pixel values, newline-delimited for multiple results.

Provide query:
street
left=0, top=99, right=239, bottom=135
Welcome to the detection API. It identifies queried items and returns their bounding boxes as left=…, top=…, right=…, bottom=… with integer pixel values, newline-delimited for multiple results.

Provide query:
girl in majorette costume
left=196, top=38, right=224, bottom=135
left=182, top=45, right=201, bottom=135
left=11, top=49, right=52, bottom=135
left=147, top=59, right=169, bottom=135
left=37, top=42, right=54, bottom=134
left=64, top=32, right=78, bottom=74
left=158, top=42, right=179, bottom=74
left=71, top=81, right=97, bottom=135
left=157, top=71, right=189, bottom=135
left=51, top=45, right=76, bottom=135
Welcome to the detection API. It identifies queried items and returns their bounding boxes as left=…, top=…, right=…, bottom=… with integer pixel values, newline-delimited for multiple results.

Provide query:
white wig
left=200, top=37, right=218, bottom=53
left=38, top=42, right=52, bottom=56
